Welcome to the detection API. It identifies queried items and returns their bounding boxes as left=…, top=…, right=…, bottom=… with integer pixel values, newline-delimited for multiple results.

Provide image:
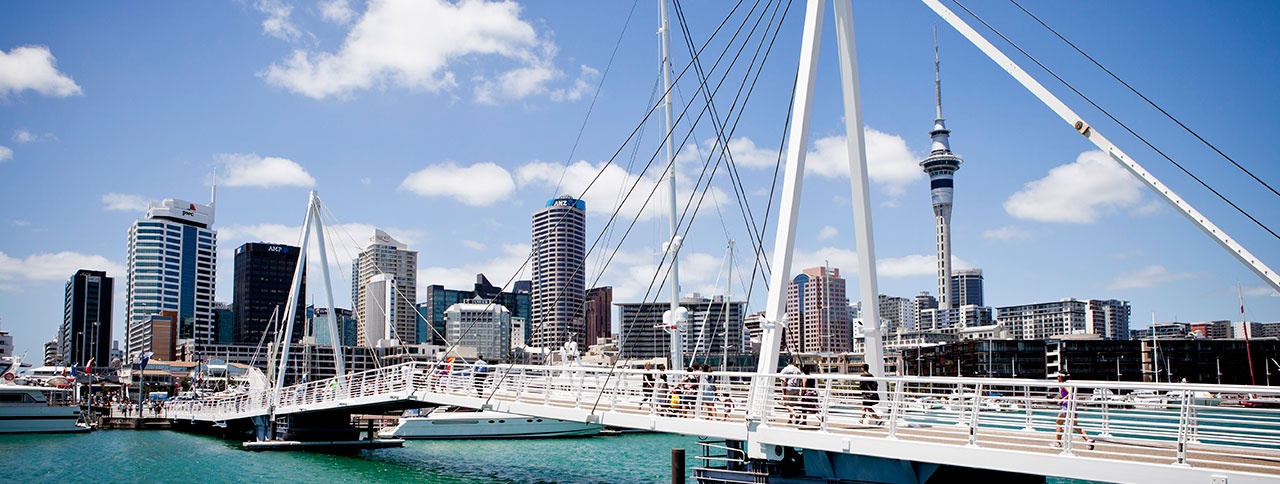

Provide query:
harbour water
left=0, top=430, right=705, bottom=483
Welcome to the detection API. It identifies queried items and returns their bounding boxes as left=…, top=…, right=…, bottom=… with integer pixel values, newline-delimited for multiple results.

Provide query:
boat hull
left=378, top=411, right=603, bottom=440
left=0, top=405, right=91, bottom=434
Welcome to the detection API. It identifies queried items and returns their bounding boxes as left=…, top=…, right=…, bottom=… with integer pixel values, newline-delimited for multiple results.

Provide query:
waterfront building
left=351, top=229, right=417, bottom=345
left=950, top=269, right=984, bottom=307
left=997, top=298, right=1130, bottom=340
left=918, top=304, right=993, bottom=333
left=1232, top=320, right=1280, bottom=339
left=1131, top=321, right=1190, bottom=340
left=1047, top=338, right=1142, bottom=381
left=531, top=196, right=587, bottom=353
left=784, top=266, right=851, bottom=353
left=138, top=312, right=178, bottom=361
left=584, top=286, right=613, bottom=347
left=125, top=197, right=216, bottom=359
left=233, top=242, right=305, bottom=345
left=419, top=274, right=531, bottom=347
left=901, top=339, right=1047, bottom=379
left=617, top=294, right=747, bottom=363
left=1140, top=339, right=1280, bottom=385
left=1190, top=320, right=1232, bottom=339
left=62, top=269, right=113, bottom=366
left=444, top=297, right=512, bottom=361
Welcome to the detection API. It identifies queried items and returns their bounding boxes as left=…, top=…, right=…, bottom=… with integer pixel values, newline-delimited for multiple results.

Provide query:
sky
left=1, top=0, right=1278, bottom=357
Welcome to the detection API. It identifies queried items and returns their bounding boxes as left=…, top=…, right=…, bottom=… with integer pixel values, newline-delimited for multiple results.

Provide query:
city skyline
left=2, top=1, right=1279, bottom=355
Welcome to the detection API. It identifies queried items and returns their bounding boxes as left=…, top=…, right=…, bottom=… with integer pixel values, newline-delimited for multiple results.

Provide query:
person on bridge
left=859, top=363, right=880, bottom=425
left=473, top=356, right=489, bottom=396
left=1053, top=374, right=1094, bottom=450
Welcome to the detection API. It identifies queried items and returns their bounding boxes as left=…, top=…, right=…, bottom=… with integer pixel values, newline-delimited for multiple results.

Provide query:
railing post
left=1023, top=385, right=1034, bottom=431
left=818, top=377, right=832, bottom=432
left=886, top=379, right=902, bottom=439
left=1101, top=395, right=1111, bottom=437
left=1174, top=389, right=1190, bottom=465
left=968, top=383, right=983, bottom=447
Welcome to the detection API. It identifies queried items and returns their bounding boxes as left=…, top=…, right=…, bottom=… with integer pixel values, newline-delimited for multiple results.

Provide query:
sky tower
left=920, top=33, right=963, bottom=310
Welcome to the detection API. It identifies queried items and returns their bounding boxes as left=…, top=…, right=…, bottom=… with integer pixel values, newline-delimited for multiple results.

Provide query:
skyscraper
left=950, top=269, right=984, bottom=308
left=531, top=196, right=587, bottom=352
left=233, top=242, right=305, bottom=345
left=784, top=266, right=851, bottom=353
left=584, top=286, right=613, bottom=347
left=126, top=197, right=216, bottom=358
left=351, top=229, right=417, bottom=346
left=920, top=43, right=963, bottom=310
left=63, top=269, right=113, bottom=366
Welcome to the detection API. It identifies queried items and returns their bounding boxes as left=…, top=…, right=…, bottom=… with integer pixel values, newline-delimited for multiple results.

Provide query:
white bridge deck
left=167, top=362, right=1280, bottom=483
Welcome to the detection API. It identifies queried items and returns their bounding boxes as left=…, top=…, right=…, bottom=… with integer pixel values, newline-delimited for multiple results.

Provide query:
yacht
left=0, top=383, right=91, bottom=434
left=377, top=406, right=603, bottom=440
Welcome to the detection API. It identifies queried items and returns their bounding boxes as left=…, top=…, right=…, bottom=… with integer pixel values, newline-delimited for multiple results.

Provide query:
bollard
left=671, top=448, right=685, bottom=484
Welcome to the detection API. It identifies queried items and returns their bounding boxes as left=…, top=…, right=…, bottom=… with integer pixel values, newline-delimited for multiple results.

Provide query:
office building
left=617, top=294, right=746, bottom=363
left=531, top=196, right=587, bottom=352
left=62, top=269, right=113, bottom=366
left=419, top=274, right=531, bottom=346
left=950, top=269, right=984, bottom=307
left=233, top=242, right=305, bottom=345
left=311, top=306, right=356, bottom=347
left=784, top=266, right=850, bottom=353
left=126, top=197, right=216, bottom=358
left=444, top=298, right=512, bottom=361
left=351, top=229, right=417, bottom=345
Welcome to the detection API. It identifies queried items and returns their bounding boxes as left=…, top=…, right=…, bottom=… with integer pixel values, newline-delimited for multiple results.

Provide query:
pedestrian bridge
left=167, top=361, right=1280, bottom=483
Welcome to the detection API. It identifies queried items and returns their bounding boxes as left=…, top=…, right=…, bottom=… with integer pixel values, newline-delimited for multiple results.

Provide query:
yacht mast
left=659, top=0, right=685, bottom=370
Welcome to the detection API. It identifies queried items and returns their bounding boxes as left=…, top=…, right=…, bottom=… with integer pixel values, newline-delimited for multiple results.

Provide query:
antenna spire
left=934, top=26, right=943, bottom=120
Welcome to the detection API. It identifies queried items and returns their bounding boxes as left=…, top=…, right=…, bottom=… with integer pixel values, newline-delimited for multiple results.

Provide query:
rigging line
left=952, top=0, right=1280, bottom=243
left=1009, top=0, right=1280, bottom=202
left=550, top=0, right=643, bottom=199
left=676, top=0, right=791, bottom=291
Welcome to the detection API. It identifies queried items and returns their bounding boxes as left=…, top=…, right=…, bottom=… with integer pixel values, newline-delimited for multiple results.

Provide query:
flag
left=140, top=351, right=153, bottom=371
left=85, top=358, right=94, bottom=374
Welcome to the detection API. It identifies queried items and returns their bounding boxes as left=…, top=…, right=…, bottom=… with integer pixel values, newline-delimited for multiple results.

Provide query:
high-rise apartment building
left=351, top=229, right=417, bottom=345
left=912, top=292, right=938, bottom=331
left=126, top=197, right=216, bottom=358
left=878, top=294, right=914, bottom=334
left=784, top=266, right=851, bottom=353
left=996, top=298, right=1130, bottom=340
left=233, top=242, right=305, bottom=345
left=531, top=196, right=587, bottom=352
left=584, top=286, right=613, bottom=347
left=62, top=269, right=113, bottom=366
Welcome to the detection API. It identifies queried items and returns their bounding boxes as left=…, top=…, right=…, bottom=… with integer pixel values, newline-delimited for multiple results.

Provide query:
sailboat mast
left=1240, top=283, right=1257, bottom=385
left=660, top=0, right=684, bottom=370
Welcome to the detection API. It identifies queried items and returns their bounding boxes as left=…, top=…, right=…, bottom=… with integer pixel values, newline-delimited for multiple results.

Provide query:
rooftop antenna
left=934, top=26, right=942, bottom=120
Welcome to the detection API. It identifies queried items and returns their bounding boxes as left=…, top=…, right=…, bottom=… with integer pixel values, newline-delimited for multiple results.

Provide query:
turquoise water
left=0, top=430, right=703, bottom=483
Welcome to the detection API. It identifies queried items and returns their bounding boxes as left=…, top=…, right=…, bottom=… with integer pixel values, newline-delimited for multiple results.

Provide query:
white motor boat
left=0, top=383, right=91, bottom=434
left=378, top=406, right=603, bottom=439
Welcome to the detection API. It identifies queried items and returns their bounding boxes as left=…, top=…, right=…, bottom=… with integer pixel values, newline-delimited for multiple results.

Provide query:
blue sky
left=1, top=1, right=1278, bottom=357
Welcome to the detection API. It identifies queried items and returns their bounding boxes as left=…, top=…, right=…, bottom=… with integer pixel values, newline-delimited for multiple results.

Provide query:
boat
left=0, top=359, right=92, bottom=434
left=377, top=406, right=603, bottom=440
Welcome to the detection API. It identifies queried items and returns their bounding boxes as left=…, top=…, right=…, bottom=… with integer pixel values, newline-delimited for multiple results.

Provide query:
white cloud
left=254, top=0, right=302, bottom=42
left=102, top=193, right=149, bottom=212
left=1005, top=150, right=1144, bottom=223
left=715, top=137, right=779, bottom=169
left=360, top=177, right=372, bottom=185
left=1105, top=265, right=1201, bottom=290
left=261, top=0, right=579, bottom=102
left=320, top=0, right=355, bottom=24
left=12, top=129, right=54, bottom=143
left=216, top=153, right=316, bottom=188
left=804, top=129, right=923, bottom=197
left=418, top=243, right=532, bottom=296
left=0, top=146, right=11, bottom=163
left=400, top=161, right=515, bottom=206
left=817, top=226, right=838, bottom=241
left=1243, top=285, right=1280, bottom=297
left=0, top=46, right=82, bottom=98
left=516, top=159, right=728, bottom=222
left=0, top=251, right=125, bottom=286
left=11, top=220, right=30, bottom=227
left=459, top=240, right=485, bottom=250
left=981, top=226, right=1031, bottom=242
left=549, top=65, right=599, bottom=102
